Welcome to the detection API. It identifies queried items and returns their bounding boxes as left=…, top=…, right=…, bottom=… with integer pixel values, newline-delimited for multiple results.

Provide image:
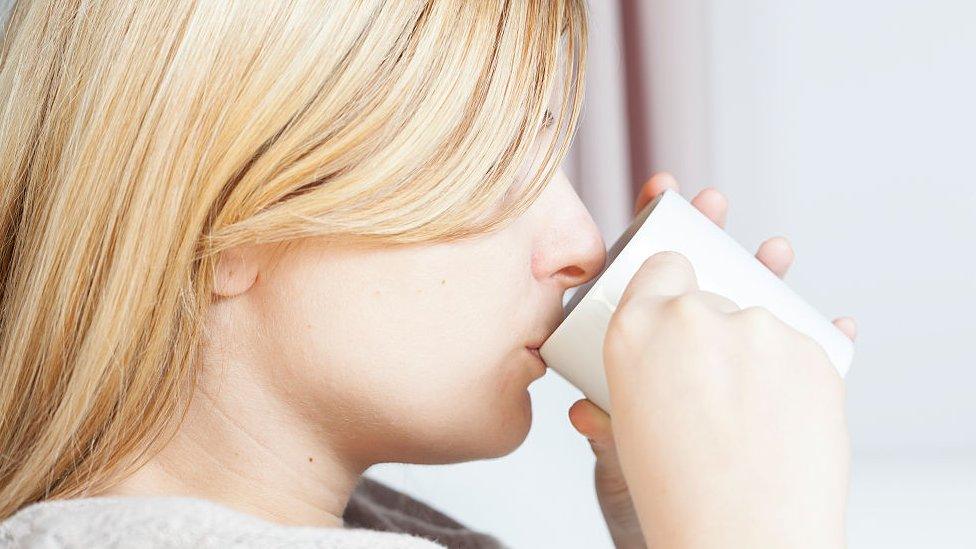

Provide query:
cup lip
left=562, top=189, right=674, bottom=318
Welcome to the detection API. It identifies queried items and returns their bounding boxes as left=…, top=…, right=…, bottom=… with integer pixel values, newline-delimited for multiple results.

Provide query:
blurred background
left=370, top=1, right=976, bottom=547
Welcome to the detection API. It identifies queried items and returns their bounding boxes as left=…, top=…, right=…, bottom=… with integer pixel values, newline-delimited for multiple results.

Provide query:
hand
left=567, top=173, right=857, bottom=549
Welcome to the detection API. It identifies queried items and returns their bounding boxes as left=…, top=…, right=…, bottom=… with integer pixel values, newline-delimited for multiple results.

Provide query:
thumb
left=568, top=398, right=615, bottom=451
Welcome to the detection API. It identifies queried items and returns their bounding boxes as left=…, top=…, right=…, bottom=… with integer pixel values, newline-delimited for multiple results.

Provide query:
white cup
left=538, top=189, right=854, bottom=414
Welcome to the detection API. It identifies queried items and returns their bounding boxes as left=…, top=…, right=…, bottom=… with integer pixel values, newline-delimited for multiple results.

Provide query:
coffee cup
left=538, top=189, right=854, bottom=414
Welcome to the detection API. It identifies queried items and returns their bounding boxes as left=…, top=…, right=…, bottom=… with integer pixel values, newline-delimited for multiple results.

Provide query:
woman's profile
left=0, top=1, right=855, bottom=548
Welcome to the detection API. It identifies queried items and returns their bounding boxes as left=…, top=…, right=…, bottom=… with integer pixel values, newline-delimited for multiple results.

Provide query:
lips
left=526, top=346, right=546, bottom=366
left=525, top=305, right=563, bottom=368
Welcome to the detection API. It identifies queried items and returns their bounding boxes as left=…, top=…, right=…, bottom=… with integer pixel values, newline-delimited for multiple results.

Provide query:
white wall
left=706, top=0, right=976, bottom=455
left=703, top=4, right=976, bottom=544
left=374, top=1, right=976, bottom=547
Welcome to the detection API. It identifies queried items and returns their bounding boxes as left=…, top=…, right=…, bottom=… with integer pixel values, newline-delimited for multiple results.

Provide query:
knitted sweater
left=0, top=476, right=507, bottom=548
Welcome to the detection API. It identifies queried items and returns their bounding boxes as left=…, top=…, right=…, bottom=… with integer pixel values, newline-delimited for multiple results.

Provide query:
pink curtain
left=566, top=0, right=710, bottom=242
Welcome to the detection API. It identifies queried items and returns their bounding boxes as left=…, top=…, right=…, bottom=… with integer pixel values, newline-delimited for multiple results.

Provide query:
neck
left=98, top=363, right=369, bottom=528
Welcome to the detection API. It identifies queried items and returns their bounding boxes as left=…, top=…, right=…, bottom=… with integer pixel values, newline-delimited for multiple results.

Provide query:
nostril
left=557, top=265, right=586, bottom=280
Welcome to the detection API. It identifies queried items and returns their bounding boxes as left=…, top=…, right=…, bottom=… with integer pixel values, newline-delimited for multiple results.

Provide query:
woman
left=0, top=1, right=856, bottom=547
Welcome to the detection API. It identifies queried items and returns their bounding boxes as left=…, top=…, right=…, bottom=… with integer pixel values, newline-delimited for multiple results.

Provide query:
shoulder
left=0, top=495, right=448, bottom=548
left=345, top=475, right=507, bottom=549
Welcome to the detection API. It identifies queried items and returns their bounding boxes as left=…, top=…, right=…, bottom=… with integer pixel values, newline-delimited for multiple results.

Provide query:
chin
left=469, top=384, right=535, bottom=460
left=382, top=361, right=539, bottom=465
left=412, top=388, right=535, bottom=465
left=487, top=355, right=543, bottom=456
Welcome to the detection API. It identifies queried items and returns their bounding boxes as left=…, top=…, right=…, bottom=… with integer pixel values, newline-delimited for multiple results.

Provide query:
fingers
left=636, top=173, right=730, bottom=229
left=695, top=290, right=741, bottom=314
left=689, top=187, right=728, bottom=228
left=636, top=173, right=795, bottom=282
left=833, top=317, right=858, bottom=341
left=756, top=236, right=795, bottom=279
left=634, top=172, right=678, bottom=215
left=568, top=398, right=614, bottom=449
left=618, top=251, right=700, bottom=307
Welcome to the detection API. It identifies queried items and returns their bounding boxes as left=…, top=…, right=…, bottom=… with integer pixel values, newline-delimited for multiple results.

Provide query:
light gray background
left=370, top=1, right=975, bottom=548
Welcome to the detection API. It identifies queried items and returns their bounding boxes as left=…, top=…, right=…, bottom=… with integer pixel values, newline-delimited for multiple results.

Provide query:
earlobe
left=213, top=246, right=260, bottom=298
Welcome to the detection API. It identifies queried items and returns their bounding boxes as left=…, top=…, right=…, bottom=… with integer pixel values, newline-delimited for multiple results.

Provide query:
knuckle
left=798, top=332, right=844, bottom=384
left=657, top=250, right=692, bottom=268
left=606, top=298, right=652, bottom=345
left=734, top=305, right=785, bottom=351
left=611, top=294, right=653, bottom=326
left=737, top=305, right=780, bottom=331
left=662, top=292, right=709, bottom=319
left=638, top=250, right=694, bottom=277
left=651, top=250, right=694, bottom=271
left=733, top=306, right=846, bottom=389
left=698, top=290, right=741, bottom=314
left=604, top=311, right=647, bottom=368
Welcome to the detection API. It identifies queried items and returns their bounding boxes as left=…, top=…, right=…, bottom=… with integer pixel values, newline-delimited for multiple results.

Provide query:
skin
left=569, top=172, right=858, bottom=548
left=101, top=166, right=856, bottom=543
left=99, top=157, right=608, bottom=527
left=98, top=75, right=856, bottom=539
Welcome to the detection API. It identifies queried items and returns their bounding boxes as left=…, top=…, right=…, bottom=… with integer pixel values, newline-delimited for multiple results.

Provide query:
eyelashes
left=541, top=109, right=555, bottom=130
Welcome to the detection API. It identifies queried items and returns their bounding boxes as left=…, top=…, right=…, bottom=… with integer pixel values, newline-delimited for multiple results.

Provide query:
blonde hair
left=0, top=0, right=586, bottom=517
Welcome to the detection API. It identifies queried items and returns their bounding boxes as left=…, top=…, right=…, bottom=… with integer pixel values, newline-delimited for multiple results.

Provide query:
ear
left=213, top=245, right=260, bottom=299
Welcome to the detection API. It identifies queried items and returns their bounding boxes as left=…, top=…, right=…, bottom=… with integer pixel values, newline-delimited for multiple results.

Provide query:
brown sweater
left=344, top=476, right=507, bottom=549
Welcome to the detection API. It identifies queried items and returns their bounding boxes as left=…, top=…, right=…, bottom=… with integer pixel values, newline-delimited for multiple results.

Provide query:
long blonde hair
left=0, top=0, right=586, bottom=517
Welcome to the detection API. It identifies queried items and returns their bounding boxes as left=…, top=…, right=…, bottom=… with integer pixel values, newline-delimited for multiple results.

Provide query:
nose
left=530, top=172, right=607, bottom=293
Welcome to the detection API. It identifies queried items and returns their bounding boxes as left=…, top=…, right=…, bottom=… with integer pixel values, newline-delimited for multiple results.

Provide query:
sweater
left=0, top=475, right=507, bottom=548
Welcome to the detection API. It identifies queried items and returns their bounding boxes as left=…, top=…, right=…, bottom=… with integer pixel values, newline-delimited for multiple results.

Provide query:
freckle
left=441, top=279, right=445, bottom=285
left=308, top=457, right=313, bottom=463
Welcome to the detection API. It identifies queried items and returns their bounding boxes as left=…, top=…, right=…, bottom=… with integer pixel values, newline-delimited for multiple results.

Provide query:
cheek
left=262, top=272, right=517, bottom=411
left=273, top=293, right=532, bottom=461
left=253, top=240, right=536, bottom=460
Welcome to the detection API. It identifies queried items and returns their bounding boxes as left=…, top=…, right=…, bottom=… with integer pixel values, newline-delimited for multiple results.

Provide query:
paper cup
left=538, top=189, right=854, bottom=414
